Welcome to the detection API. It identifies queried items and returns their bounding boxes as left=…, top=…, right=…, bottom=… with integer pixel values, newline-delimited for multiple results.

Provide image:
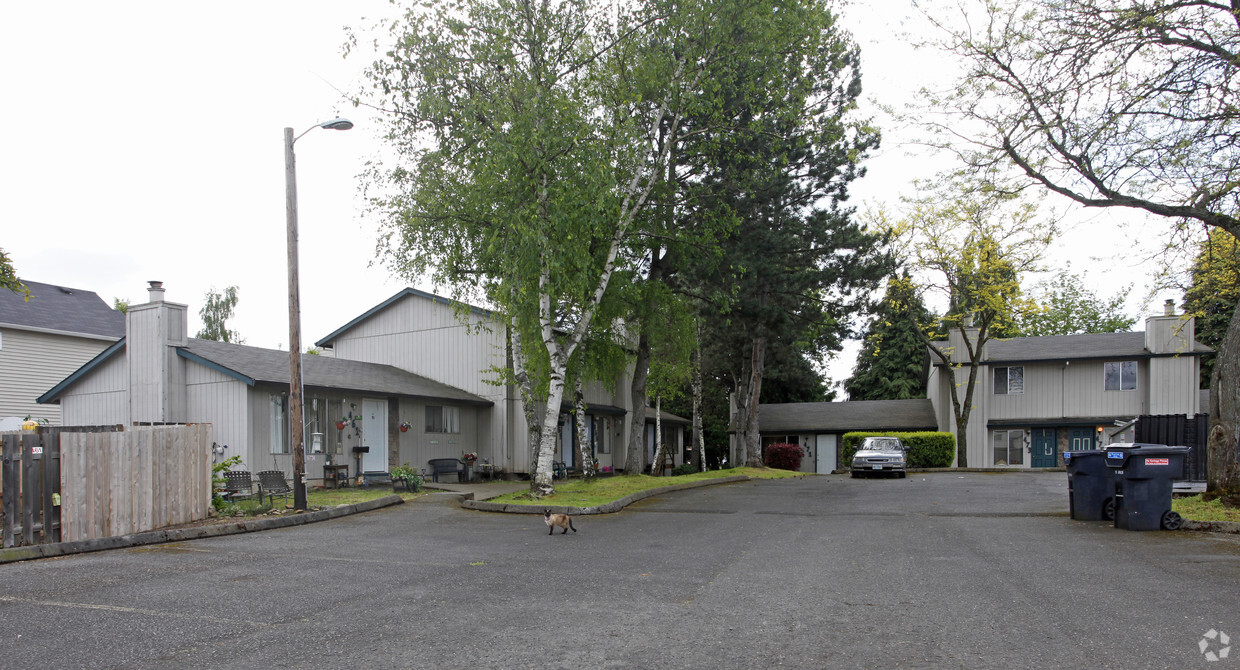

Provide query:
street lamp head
left=318, top=117, right=353, bottom=131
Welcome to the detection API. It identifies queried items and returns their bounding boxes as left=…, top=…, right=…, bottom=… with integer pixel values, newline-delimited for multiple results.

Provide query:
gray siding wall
left=1148, top=356, right=1200, bottom=415
left=987, top=360, right=1147, bottom=420
left=127, top=300, right=188, bottom=424
left=59, top=350, right=129, bottom=426
left=392, top=397, right=483, bottom=471
left=0, top=327, right=116, bottom=424
left=185, top=363, right=248, bottom=463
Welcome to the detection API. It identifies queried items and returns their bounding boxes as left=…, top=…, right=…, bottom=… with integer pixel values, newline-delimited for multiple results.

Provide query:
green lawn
left=488, top=466, right=802, bottom=508
left=218, top=484, right=423, bottom=517
left=1173, top=495, right=1240, bottom=523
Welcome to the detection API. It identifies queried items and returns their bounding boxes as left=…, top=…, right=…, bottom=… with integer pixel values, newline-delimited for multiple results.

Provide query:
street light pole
left=284, top=118, right=352, bottom=510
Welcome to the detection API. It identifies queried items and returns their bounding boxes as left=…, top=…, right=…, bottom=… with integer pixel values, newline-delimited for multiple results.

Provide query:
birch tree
left=357, top=0, right=737, bottom=494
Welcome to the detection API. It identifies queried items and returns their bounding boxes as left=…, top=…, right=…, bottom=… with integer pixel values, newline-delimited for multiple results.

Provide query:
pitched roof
left=759, top=399, right=937, bottom=433
left=316, top=287, right=492, bottom=348
left=179, top=339, right=492, bottom=406
left=0, top=280, right=125, bottom=339
left=41, top=337, right=493, bottom=406
left=931, top=331, right=1212, bottom=364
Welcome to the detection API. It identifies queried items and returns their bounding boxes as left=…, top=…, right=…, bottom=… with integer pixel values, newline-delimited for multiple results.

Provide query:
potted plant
left=399, top=421, right=412, bottom=433
left=335, top=418, right=347, bottom=430
left=461, top=452, right=478, bottom=465
left=391, top=463, right=422, bottom=492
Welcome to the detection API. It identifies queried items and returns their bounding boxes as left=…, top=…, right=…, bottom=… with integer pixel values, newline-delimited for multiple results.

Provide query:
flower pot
left=335, top=422, right=346, bottom=430
left=399, top=426, right=409, bottom=433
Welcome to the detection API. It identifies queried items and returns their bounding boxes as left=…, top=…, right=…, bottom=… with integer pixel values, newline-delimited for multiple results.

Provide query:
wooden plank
left=2, top=434, right=18, bottom=548
left=40, top=428, right=58, bottom=543
left=21, top=432, right=38, bottom=546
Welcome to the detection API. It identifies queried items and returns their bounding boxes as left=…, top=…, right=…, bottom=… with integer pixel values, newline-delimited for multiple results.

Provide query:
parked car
left=850, top=436, right=907, bottom=478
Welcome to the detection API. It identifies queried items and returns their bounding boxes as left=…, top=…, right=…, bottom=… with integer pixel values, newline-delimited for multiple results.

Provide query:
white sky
left=1, top=1, right=1180, bottom=395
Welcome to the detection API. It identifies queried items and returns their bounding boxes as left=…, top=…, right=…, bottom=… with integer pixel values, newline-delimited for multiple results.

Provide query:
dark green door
left=1031, top=428, right=1057, bottom=468
left=1069, top=428, right=1095, bottom=451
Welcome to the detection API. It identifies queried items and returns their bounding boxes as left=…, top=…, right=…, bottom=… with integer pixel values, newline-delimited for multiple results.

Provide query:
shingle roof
left=0, top=280, right=125, bottom=339
left=759, top=399, right=937, bottom=433
left=931, top=331, right=1211, bottom=364
left=179, top=338, right=493, bottom=406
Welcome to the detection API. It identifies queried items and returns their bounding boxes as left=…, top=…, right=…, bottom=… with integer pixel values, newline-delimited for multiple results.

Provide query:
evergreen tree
left=845, top=273, right=934, bottom=400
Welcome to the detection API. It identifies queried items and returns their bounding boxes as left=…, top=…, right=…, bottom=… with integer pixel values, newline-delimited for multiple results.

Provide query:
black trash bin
left=1063, top=445, right=1135, bottom=521
left=1105, top=445, right=1190, bottom=531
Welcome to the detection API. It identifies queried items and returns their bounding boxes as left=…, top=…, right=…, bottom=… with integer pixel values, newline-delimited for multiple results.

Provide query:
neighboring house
left=314, top=286, right=685, bottom=476
left=925, top=307, right=1210, bottom=469
left=755, top=399, right=938, bottom=474
left=40, top=283, right=685, bottom=481
left=0, top=280, right=125, bottom=427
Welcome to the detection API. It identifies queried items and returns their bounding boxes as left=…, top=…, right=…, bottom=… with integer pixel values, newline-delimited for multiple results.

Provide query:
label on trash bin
left=1145, top=458, right=1169, bottom=466
left=1107, top=452, right=1125, bottom=459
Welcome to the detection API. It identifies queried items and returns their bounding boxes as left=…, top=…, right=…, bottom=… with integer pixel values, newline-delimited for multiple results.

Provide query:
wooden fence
left=1, top=424, right=212, bottom=547
left=1135, top=413, right=1208, bottom=482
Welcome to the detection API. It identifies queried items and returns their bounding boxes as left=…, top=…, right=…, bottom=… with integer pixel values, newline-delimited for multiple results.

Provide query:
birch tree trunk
left=651, top=395, right=665, bottom=476
left=574, top=376, right=595, bottom=480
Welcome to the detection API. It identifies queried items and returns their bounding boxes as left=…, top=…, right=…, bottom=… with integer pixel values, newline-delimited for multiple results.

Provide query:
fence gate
left=2, top=425, right=141, bottom=548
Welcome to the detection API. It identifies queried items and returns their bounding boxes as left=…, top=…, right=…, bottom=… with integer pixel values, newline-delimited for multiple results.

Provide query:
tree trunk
left=533, top=366, right=568, bottom=495
left=1207, top=296, right=1240, bottom=493
left=625, top=329, right=651, bottom=474
left=574, top=375, right=595, bottom=480
left=691, top=320, right=704, bottom=472
left=651, top=395, right=665, bottom=476
left=744, top=336, right=767, bottom=467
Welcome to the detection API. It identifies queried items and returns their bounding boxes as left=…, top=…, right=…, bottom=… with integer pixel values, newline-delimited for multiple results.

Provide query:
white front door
left=816, top=434, right=837, bottom=474
left=361, top=398, right=388, bottom=473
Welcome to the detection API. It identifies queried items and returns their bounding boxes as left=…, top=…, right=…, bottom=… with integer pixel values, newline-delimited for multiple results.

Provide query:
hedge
left=764, top=443, right=804, bottom=471
left=841, top=431, right=956, bottom=469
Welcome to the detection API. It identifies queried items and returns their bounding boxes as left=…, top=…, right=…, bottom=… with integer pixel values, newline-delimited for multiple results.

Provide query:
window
left=1104, top=361, right=1137, bottom=391
left=269, top=395, right=288, bottom=454
left=425, top=405, right=460, bottom=434
left=992, top=429, right=1025, bottom=466
left=994, top=366, right=1024, bottom=395
left=594, top=416, right=608, bottom=454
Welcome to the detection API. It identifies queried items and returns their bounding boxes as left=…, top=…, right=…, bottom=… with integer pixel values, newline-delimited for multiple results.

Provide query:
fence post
left=2, top=434, right=18, bottom=548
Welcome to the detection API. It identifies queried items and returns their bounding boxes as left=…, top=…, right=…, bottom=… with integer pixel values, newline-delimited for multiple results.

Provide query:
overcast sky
left=1, top=1, right=1176, bottom=395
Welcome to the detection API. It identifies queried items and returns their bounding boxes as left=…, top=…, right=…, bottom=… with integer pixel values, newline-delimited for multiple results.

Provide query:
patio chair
left=222, top=470, right=257, bottom=502
left=257, top=470, right=292, bottom=506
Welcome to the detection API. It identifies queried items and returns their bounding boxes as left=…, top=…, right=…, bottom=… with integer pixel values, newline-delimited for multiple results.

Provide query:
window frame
left=991, top=429, right=1026, bottom=466
left=424, top=405, right=461, bottom=434
left=269, top=394, right=288, bottom=454
left=993, top=366, right=1025, bottom=396
left=1103, top=360, right=1138, bottom=392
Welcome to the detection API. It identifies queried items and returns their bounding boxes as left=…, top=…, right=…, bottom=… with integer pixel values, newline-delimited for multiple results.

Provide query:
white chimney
left=127, top=281, right=188, bottom=424
left=1163, top=298, right=1175, bottom=316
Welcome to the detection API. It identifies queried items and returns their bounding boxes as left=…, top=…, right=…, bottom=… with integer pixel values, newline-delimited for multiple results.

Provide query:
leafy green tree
left=356, top=0, right=760, bottom=493
left=1017, top=269, right=1134, bottom=337
left=1183, top=229, right=1240, bottom=390
left=196, top=286, right=243, bottom=343
left=112, top=298, right=130, bottom=314
left=916, top=0, right=1240, bottom=490
left=0, top=248, right=28, bottom=301
left=845, top=273, right=935, bottom=401
left=897, top=186, right=1053, bottom=467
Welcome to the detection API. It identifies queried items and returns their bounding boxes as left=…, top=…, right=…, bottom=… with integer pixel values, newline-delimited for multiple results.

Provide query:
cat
left=544, top=509, right=577, bottom=535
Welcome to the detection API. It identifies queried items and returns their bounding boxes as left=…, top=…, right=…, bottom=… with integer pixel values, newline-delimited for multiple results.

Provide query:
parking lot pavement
left=1, top=472, right=1237, bottom=669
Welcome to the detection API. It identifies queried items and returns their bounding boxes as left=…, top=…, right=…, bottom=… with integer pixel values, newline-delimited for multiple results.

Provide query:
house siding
left=1149, top=356, right=1199, bottom=415
left=0, top=327, right=116, bottom=424
left=60, top=352, right=129, bottom=426
left=185, top=363, right=248, bottom=464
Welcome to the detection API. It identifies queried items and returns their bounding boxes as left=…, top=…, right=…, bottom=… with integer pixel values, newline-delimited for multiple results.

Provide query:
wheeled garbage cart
left=1104, top=445, right=1190, bottom=531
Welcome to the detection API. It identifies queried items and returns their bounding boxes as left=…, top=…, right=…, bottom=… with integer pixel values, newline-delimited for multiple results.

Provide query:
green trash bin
left=1105, top=445, right=1190, bottom=531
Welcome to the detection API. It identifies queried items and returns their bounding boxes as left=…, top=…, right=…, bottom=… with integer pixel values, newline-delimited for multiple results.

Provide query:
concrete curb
left=461, top=475, right=751, bottom=515
left=1182, top=519, right=1240, bottom=534
left=0, top=495, right=405, bottom=565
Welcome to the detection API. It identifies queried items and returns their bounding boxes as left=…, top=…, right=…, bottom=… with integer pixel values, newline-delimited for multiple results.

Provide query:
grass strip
left=487, top=466, right=802, bottom=508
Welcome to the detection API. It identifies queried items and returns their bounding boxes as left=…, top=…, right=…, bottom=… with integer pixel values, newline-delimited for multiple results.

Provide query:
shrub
left=764, top=443, right=804, bottom=471
left=841, top=431, right=956, bottom=468
left=671, top=463, right=698, bottom=476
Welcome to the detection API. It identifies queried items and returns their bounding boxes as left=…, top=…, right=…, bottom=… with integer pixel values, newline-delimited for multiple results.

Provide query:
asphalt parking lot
left=1, top=472, right=1237, bottom=669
